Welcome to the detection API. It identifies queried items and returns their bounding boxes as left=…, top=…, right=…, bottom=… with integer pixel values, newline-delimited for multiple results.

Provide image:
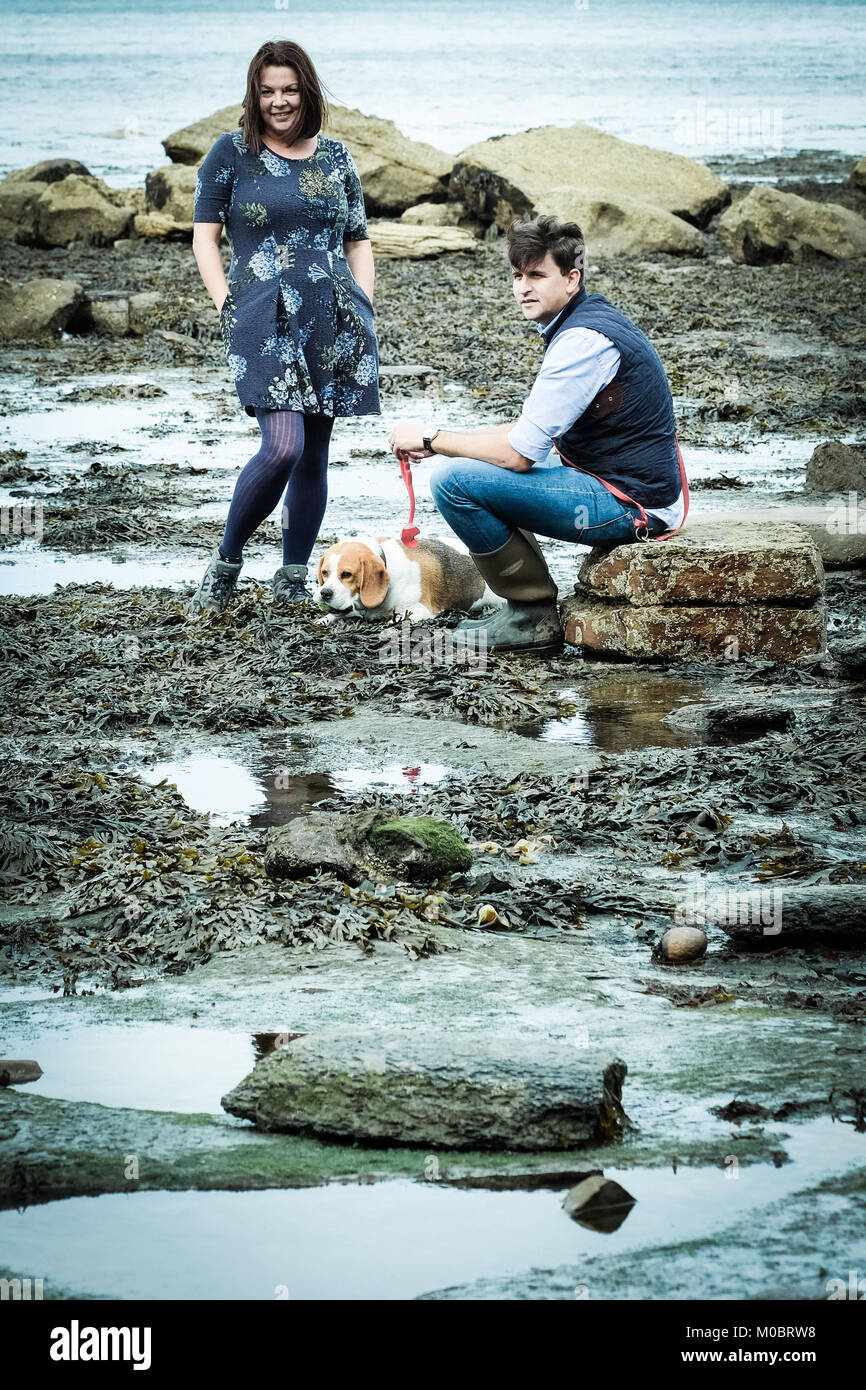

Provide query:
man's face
left=512, top=252, right=582, bottom=325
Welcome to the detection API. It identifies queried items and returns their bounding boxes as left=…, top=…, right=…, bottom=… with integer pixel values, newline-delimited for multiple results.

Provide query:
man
left=387, top=214, right=685, bottom=655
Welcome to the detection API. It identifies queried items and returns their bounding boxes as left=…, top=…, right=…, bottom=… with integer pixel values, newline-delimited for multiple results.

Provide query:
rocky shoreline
left=1, top=115, right=865, bottom=1299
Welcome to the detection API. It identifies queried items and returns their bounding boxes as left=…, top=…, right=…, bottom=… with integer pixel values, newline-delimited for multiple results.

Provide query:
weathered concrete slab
left=578, top=522, right=824, bottom=606
left=690, top=507, right=866, bottom=569
left=561, top=594, right=827, bottom=664
left=221, top=1027, right=627, bottom=1151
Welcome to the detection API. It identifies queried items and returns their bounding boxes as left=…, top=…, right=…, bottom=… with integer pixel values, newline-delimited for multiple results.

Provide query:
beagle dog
left=316, top=535, right=496, bottom=622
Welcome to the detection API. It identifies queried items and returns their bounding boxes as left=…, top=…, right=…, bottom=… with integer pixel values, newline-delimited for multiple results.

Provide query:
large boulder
left=143, top=163, right=199, bottom=230
left=449, top=123, right=728, bottom=254
left=0, top=277, right=85, bottom=340
left=162, top=104, right=243, bottom=163
left=36, top=174, right=136, bottom=247
left=221, top=1026, right=628, bottom=1150
left=718, top=186, right=866, bottom=264
left=323, top=107, right=452, bottom=215
left=162, top=103, right=452, bottom=216
left=0, top=159, right=92, bottom=243
left=553, top=191, right=705, bottom=258
left=805, top=440, right=866, bottom=493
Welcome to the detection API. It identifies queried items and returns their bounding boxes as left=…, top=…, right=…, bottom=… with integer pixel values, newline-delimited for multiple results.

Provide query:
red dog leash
left=554, top=437, right=690, bottom=541
left=398, top=451, right=420, bottom=548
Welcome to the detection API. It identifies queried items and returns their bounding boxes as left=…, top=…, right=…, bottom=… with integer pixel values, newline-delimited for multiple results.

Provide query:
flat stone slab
left=578, top=522, right=824, bottom=606
left=561, top=595, right=826, bottom=664
left=221, top=1028, right=627, bottom=1151
left=367, top=220, right=477, bottom=258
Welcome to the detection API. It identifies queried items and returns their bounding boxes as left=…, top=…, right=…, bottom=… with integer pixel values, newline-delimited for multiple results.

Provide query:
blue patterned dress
left=193, top=130, right=380, bottom=418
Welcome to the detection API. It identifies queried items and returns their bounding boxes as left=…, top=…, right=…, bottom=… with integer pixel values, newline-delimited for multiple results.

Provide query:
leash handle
left=398, top=451, right=420, bottom=548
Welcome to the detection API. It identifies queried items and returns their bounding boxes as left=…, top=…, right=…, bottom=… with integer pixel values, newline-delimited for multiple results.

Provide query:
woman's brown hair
left=240, top=41, right=329, bottom=154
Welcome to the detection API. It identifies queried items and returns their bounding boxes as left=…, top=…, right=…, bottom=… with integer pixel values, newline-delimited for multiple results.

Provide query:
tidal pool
left=0, top=1118, right=862, bottom=1300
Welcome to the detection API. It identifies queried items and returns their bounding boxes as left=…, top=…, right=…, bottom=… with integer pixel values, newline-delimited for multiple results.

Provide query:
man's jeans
left=429, top=452, right=651, bottom=555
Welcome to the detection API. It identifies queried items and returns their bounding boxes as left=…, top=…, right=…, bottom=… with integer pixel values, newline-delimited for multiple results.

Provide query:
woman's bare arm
left=344, top=237, right=375, bottom=302
left=192, top=222, right=229, bottom=311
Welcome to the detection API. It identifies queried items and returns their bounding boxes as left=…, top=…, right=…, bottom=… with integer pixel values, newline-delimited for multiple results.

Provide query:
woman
left=190, top=39, right=379, bottom=614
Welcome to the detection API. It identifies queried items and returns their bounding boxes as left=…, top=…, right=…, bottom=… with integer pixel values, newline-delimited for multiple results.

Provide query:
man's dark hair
left=241, top=40, right=329, bottom=155
left=507, top=215, right=586, bottom=277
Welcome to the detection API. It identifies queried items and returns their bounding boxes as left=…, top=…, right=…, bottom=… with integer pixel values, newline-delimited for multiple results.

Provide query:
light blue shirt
left=507, top=312, right=684, bottom=528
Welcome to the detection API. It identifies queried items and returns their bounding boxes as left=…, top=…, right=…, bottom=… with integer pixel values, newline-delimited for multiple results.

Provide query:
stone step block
left=578, top=521, right=824, bottom=606
left=561, top=594, right=827, bottom=664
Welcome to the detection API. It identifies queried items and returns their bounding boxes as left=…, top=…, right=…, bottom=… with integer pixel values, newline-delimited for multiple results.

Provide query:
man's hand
left=388, top=420, right=432, bottom=460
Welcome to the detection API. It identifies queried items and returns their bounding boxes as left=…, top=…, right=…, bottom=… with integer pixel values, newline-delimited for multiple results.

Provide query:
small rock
left=850, top=156, right=866, bottom=190
left=128, top=291, right=163, bottom=335
left=658, top=927, right=708, bottom=963
left=563, top=1173, right=636, bottom=1232
left=833, top=635, right=866, bottom=681
left=400, top=201, right=466, bottom=226
left=664, top=700, right=795, bottom=739
left=0, top=1060, right=43, bottom=1085
left=369, top=815, right=473, bottom=876
left=805, top=441, right=866, bottom=494
left=86, top=293, right=130, bottom=336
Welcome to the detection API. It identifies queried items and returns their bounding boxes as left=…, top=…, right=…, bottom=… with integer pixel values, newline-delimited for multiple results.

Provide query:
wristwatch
left=422, top=427, right=441, bottom=453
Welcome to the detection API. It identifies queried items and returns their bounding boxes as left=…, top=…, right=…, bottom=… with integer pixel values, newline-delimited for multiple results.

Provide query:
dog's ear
left=358, top=553, right=389, bottom=609
left=317, top=551, right=328, bottom=586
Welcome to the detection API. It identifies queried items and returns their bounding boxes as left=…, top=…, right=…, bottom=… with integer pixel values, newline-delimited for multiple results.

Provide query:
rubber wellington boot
left=453, top=529, right=563, bottom=655
left=272, top=563, right=314, bottom=605
left=190, top=548, right=243, bottom=615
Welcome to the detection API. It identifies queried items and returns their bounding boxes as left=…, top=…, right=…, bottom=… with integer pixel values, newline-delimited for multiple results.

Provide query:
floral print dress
left=193, top=130, right=380, bottom=418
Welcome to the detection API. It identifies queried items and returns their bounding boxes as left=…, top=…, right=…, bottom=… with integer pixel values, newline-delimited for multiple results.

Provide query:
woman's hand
left=192, top=223, right=230, bottom=315
left=344, top=237, right=375, bottom=304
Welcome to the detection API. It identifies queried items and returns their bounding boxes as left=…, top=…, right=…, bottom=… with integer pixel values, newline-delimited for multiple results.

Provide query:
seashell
left=660, top=926, right=708, bottom=963
left=477, top=904, right=499, bottom=925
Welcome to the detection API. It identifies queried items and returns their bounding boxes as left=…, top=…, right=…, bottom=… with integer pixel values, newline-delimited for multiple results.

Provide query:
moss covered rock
left=368, top=815, right=473, bottom=876
left=265, top=810, right=472, bottom=884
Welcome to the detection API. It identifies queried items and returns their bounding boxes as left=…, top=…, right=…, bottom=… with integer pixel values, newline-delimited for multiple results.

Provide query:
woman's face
left=259, top=65, right=302, bottom=140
